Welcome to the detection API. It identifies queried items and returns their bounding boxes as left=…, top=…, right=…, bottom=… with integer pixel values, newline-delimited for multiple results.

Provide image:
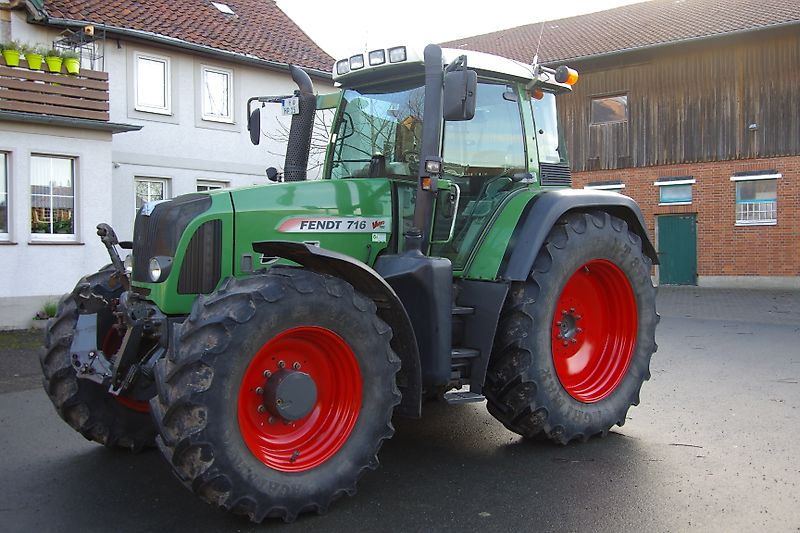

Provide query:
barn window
left=590, top=95, right=628, bottom=125
left=655, top=176, right=694, bottom=205
left=730, top=172, right=779, bottom=226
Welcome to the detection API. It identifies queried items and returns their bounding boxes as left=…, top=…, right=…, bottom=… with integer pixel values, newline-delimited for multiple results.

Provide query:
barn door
left=657, top=214, right=697, bottom=285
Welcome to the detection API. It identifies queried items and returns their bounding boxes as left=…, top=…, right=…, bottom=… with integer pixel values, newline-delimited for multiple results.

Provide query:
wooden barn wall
left=558, top=31, right=800, bottom=172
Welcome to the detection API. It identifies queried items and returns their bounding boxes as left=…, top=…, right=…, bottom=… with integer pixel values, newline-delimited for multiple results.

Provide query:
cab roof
left=333, top=44, right=572, bottom=92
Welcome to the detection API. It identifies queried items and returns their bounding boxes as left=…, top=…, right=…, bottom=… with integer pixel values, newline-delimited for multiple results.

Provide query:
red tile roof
left=442, top=0, right=800, bottom=64
left=40, top=0, right=333, bottom=72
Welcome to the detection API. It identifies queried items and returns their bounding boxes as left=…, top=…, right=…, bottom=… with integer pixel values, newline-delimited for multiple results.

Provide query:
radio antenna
left=532, top=20, right=546, bottom=68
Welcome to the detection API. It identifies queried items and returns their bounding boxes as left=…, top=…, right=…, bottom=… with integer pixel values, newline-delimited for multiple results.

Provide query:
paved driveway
left=1, top=287, right=798, bottom=532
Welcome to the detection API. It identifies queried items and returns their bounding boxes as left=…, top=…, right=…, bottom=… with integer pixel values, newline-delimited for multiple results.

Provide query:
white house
left=0, top=0, right=334, bottom=328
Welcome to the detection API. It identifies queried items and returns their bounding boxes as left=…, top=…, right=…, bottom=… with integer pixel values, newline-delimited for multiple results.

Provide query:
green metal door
left=657, top=214, right=697, bottom=285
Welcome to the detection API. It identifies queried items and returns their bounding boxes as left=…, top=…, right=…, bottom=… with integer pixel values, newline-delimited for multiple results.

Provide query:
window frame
left=134, top=52, right=172, bottom=115
left=655, top=177, right=695, bottom=206
left=730, top=173, right=780, bottom=226
left=134, top=176, right=170, bottom=215
left=590, top=94, right=629, bottom=125
left=584, top=182, right=625, bottom=191
left=29, top=154, right=77, bottom=243
left=200, top=65, right=234, bottom=123
left=196, top=179, right=229, bottom=192
left=0, top=151, right=9, bottom=241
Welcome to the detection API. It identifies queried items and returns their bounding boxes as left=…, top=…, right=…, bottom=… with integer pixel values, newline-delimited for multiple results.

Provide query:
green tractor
left=41, top=44, right=658, bottom=522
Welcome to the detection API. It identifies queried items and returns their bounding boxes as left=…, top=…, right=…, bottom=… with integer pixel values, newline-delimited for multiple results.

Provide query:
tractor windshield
left=328, top=81, right=425, bottom=179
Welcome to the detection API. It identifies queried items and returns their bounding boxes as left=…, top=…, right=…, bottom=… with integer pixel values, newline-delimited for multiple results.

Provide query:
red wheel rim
left=237, top=326, right=363, bottom=472
left=551, top=259, right=637, bottom=403
left=102, top=327, right=150, bottom=413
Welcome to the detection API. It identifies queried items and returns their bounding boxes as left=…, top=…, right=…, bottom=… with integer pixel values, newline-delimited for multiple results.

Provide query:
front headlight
left=148, top=256, right=173, bottom=282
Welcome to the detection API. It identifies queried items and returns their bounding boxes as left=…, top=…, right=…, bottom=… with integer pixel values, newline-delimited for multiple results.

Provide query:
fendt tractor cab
left=41, top=44, right=658, bottom=522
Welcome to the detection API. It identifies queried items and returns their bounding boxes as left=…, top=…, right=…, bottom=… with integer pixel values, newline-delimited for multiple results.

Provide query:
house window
left=197, top=180, right=228, bottom=192
left=590, top=95, right=628, bottom=124
left=731, top=172, right=779, bottom=226
left=655, top=176, right=694, bottom=205
left=584, top=180, right=625, bottom=191
left=135, top=53, right=171, bottom=114
left=0, top=152, right=8, bottom=240
left=135, top=177, right=169, bottom=214
left=30, top=155, right=75, bottom=239
left=201, top=66, right=233, bottom=122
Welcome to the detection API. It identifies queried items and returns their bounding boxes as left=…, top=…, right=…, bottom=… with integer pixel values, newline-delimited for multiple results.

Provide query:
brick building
left=444, top=0, right=800, bottom=287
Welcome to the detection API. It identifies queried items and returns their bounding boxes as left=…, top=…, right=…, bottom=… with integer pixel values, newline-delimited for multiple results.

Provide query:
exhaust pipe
left=283, top=65, right=316, bottom=182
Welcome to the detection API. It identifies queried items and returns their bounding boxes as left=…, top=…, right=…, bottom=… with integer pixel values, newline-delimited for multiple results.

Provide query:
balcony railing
left=0, top=57, right=109, bottom=121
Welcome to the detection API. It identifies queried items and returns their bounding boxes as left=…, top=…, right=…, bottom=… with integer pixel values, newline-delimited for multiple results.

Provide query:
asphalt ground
left=1, top=287, right=798, bottom=532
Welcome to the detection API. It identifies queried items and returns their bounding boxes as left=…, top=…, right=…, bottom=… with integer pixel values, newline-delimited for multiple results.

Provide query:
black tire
left=40, top=266, right=157, bottom=450
left=151, top=268, right=401, bottom=522
left=484, top=211, right=658, bottom=444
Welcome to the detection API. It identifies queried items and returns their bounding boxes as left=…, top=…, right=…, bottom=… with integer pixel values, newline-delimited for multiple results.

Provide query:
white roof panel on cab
left=332, top=44, right=571, bottom=90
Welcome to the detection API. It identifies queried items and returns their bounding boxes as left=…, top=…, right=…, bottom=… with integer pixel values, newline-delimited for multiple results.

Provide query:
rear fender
left=501, top=189, right=658, bottom=281
left=252, top=241, right=422, bottom=418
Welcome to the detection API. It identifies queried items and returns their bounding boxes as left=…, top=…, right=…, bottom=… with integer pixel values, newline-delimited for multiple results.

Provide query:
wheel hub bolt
left=263, top=370, right=272, bottom=378
left=255, top=387, right=263, bottom=395
left=268, top=416, right=275, bottom=424
left=576, top=328, right=583, bottom=333
left=278, top=360, right=285, bottom=369
left=292, top=362, right=301, bottom=370
left=257, top=405, right=266, bottom=413
left=571, top=338, right=577, bottom=344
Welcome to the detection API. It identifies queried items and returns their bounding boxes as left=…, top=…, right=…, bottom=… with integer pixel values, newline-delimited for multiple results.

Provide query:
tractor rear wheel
left=151, top=268, right=400, bottom=522
left=40, top=266, right=157, bottom=450
left=484, top=211, right=658, bottom=444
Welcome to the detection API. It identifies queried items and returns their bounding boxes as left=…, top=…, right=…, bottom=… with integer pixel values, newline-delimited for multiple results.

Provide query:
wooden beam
left=0, top=77, right=108, bottom=101
left=0, top=100, right=108, bottom=121
left=0, top=88, right=110, bottom=111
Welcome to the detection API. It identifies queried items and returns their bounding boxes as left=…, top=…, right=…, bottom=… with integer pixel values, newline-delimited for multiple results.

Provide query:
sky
left=276, top=0, right=646, bottom=60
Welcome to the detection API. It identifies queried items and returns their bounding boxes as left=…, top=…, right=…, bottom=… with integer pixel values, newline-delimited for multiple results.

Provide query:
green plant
left=21, top=43, right=47, bottom=56
left=61, top=49, right=79, bottom=60
left=44, top=48, right=61, bottom=58
left=1, top=39, right=21, bottom=52
left=35, top=300, right=58, bottom=320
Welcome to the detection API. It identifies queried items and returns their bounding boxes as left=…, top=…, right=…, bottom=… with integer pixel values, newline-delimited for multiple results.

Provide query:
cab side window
left=443, top=82, right=526, bottom=175
left=531, top=91, right=564, bottom=164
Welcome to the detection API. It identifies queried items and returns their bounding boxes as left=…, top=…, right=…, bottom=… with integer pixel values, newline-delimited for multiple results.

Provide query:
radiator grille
left=131, top=194, right=211, bottom=283
left=539, top=162, right=572, bottom=186
left=178, top=219, right=222, bottom=294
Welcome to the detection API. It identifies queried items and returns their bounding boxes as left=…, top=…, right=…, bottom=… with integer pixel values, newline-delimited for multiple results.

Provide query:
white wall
left=102, top=40, right=334, bottom=239
left=0, top=10, right=336, bottom=328
left=0, top=123, right=114, bottom=328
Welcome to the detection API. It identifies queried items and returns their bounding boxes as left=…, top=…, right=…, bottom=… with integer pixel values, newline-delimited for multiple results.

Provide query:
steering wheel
left=402, top=150, right=420, bottom=166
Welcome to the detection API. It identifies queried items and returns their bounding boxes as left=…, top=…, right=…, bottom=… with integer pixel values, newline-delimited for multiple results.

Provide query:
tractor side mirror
left=266, top=167, right=280, bottom=182
left=443, top=69, right=477, bottom=121
left=248, top=108, right=261, bottom=145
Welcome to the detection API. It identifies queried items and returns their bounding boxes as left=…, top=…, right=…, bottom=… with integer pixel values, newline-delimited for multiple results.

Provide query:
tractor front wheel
left=40, top=266, right=156, bottom=450
left=151, top=268, right=400, bottom=522
left=485, top=211, right=658, bottom=444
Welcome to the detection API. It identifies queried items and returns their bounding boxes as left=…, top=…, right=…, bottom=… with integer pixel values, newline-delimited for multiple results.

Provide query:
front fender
left=500, top=189, right=658, bottom=281
left=252, top=241, right=422, bottom=418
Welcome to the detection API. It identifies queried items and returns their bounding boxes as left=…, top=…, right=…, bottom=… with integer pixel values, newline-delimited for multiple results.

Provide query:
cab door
left=430, top=80, right=528, bottom=270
